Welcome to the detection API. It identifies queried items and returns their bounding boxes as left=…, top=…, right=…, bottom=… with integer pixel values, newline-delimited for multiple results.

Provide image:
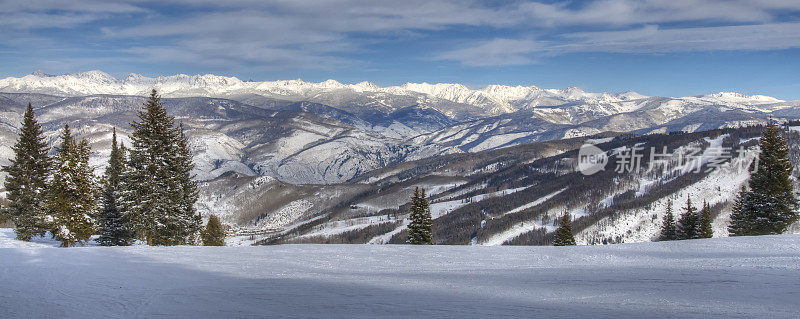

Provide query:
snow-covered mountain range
left=3, top=70, right=797, bottom=153
left=1, top=70, right=789, bottom=120
left=2, top=70, right=800, bottom=244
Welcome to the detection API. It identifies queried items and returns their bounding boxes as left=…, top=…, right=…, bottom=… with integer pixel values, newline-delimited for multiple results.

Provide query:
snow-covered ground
left=1, top=228, right=799, bottom=318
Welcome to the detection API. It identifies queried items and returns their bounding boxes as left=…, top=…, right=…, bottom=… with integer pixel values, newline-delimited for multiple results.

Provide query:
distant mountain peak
left=353, top=81, right=378, bottom=91
left=70, top=70, right=117, bottom=82
left=615, top=90, right=648, bottom=101
left=696, top=92, right=784, bottom=104
left=30, top=70, right=52, bottom=77
left=123, top=73, right=147, bottom=83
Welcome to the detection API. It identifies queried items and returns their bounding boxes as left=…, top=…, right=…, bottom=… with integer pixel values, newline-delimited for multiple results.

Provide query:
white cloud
left=124, top=42, right=351, bottom=70
left=0, top=0, right=144, bottom=13
left=95, top=1, right=520, bottom=69
left=435, top=39, right=541, bottom=67
left=438, top=20, right=800, bottom=66
left=516, top=0, right=800, bottom=27
left=3, top=0, right=800, bottom=69
left=0, top=12, right=104, bottom=29
left=558, top=22, right=800, bottom=53
left=0, top=0, right=145, bottom=29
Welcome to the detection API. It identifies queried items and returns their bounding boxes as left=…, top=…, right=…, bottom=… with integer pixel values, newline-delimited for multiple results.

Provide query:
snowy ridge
left=4, top=70, right=791, bottom=120
left=2, top=71, right=650, bottom=115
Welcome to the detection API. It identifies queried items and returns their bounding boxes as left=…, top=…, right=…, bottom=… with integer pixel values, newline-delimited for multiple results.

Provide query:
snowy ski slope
left=1, top=228, right=799, bottom=318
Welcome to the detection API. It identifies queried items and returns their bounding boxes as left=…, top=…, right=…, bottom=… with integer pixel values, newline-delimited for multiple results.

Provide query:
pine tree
left=201, top=214, right=226, bottom=246
left=553, top=213, right=576, bottom=246
left=407, top=187, right=432, bottom=245
left=2, top=103, right=51, bottom=240
left=735, top=120, right=799, bottom=235
left=97, top=128, right=134, bottom=246
left=659, top=199, right=678, bottom=241
left=47, top=125, right=98, bottom=247
left=125, top=90, right=201, bottom=245
left=172, top=124, right=202, bottom=243
left=698, top=201, right=714, bottom=238
left=677, top=196, right=699, bottom=240
left=728, top=186, right=749, bottom=236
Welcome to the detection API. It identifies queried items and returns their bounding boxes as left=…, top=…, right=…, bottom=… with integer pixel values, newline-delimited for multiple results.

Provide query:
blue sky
left=1, top=0, right=800, bottom=99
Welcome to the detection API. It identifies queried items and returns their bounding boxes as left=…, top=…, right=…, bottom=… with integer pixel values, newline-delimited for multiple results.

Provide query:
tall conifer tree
left=677, top=196, right=699, bottom=240
left=125, top=90, right=201, bottom=245
left=407, top=187, right=433, bottom=245
left=97, top=128, right=134, bottom=246
left=2, top=103, right=51, bottom=240
left=659, top=199, right=678, bottom=241
left=732, top=120, right=799, bottom=235
left=172, top=124, right=201, bottom=241
left=47, top=125, right=98, bottom=247
left=728, top=186, right=749, bottom=236
left=698, top=201, right=714, bottom=238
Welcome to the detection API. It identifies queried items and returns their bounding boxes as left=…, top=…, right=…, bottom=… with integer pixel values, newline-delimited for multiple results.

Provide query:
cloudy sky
left=2, top=0, right=800, bottom=99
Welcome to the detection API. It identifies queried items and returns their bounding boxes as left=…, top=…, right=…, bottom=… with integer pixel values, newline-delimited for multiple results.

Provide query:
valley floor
left=0, top=228, right=798, bottom=318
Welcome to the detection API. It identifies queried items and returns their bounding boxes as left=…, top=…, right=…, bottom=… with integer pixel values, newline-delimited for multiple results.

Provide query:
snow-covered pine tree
left=97, top=128, right=134, bottom=246
left=201, top=214, right=226, bottom=246
left=677, top=196, right=699, bottom=240
left=738, top=120, right=799, bottom=235
left=553, top=213, right=576, bottom=246
left=698, top=201, right=714, bottom=238
left=171, top=124, right=201, bottom=244
left=47, top=125, right=98, bottom=247
left=2, top=103, right=51, bottom=240
left=406, top=187, right=433, bottom=245
left=125, top=90, right=201, bottom=245
left=728, top=186, right=749, bottom=236
left=659, top=199, right=678, bottom=241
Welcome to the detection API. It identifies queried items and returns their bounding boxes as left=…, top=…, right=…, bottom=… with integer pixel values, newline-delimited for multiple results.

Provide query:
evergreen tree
left=553, top=213, right=576, bottom=246
left=201, top=214, right=226, bottom=246
left=728, top=186, right=750, bottom=236
left=677, top=196, right=699, bottom=240
left=125, top=90, right=201, bottom=245
left=173, top=124, right=202, bottom=242
left=2, top=103, right=51, bottom=240
left=698, top=201, right=714, bottom=238
left=658, top=199, right=678, bottom=241
left=735, top=120, right=799, bottom=235
left=97, top=128, right=134, bottom=246
left=47, top=125, right=98, bottom=247
left=407, top=187, right=432, bottom=245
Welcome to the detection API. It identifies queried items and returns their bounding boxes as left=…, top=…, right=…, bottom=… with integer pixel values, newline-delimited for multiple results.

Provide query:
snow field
left=1, top=228, right=799, bottom=318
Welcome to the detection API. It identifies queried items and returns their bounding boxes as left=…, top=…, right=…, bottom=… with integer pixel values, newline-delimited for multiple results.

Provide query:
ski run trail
left=1, top=228, right=799, bottom=318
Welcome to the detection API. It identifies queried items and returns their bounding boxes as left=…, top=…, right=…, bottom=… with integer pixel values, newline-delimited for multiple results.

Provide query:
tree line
left=657, top=197, right=714, bottom=241
left=659, top=120, right=799, bottom=241
left=2, top=90, right=225, bottom=247
left=557, top=123, right=794, bottom=245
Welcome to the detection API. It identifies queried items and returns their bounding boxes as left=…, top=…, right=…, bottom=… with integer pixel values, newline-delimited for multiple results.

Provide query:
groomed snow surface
left=2, top=229, right=799, bottom=318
